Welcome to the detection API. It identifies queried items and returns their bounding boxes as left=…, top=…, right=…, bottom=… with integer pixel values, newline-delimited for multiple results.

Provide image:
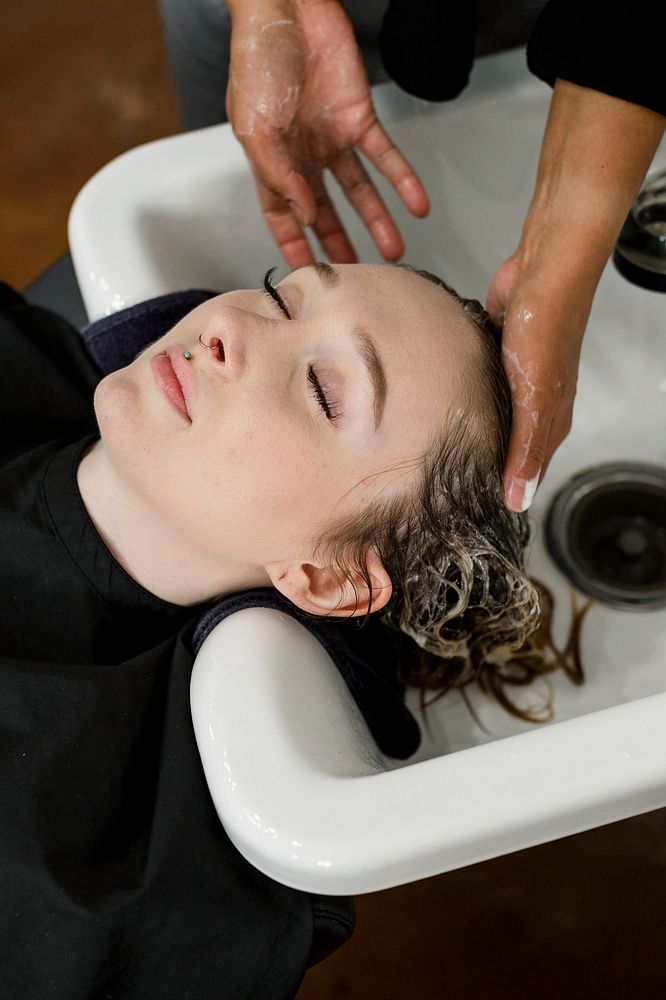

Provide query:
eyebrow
left=309, top=260, right=339, bottom=288
left=353, top=328, right=387, bottom=431
left=306, top=262, right=387, bottom=431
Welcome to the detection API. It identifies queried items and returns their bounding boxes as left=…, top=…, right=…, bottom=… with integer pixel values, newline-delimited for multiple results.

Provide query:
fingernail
left=507, top=473, right=540, bottom=512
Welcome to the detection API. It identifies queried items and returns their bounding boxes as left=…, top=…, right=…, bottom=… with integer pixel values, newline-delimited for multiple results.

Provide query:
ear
left=265, top=550, right=392, bottom=618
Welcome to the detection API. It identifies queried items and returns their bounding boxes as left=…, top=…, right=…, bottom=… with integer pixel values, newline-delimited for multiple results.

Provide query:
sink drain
left=545, top=462, right=666, bottom=610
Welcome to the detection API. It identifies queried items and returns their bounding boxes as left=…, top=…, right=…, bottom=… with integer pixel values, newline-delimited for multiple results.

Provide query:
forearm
left=519, top=79, right=665, bottom=285
left=494, top=80, right=664, bottom=508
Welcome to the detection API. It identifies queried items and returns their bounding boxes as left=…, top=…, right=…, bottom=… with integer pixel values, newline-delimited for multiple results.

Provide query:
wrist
left=519, top=184, right=623, bottom=285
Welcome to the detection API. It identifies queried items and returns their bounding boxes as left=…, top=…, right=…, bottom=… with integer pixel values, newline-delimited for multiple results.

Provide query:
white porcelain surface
left=69, top=48, right=666, bottom=894
left=191, top=608, right=666, bottom=895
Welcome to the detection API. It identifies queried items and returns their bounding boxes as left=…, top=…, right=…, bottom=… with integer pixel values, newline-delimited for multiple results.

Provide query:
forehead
left=307, top=263, right=478, bottom=374
left=297, top=262, right=472, bottom=339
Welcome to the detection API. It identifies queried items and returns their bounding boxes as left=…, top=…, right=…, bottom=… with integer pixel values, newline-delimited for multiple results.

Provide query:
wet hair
left=312, top=265, right=548, bottom=722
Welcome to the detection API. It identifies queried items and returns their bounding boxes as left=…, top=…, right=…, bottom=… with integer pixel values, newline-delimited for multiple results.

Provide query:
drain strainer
left=545, top=462, right=666, bottom=610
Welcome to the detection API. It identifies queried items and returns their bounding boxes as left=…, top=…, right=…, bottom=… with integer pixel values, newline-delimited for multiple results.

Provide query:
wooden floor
left=5, top=4, right=666, bottom=998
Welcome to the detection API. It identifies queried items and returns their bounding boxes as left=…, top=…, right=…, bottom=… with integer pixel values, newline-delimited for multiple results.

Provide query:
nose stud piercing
left=183, top=350, right=192, bottom=361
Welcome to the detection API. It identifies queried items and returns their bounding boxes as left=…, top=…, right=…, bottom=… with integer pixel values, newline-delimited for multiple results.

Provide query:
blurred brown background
left=1, top=0, right=179, bottom=289
left=3, top=3, right=666, bottom=998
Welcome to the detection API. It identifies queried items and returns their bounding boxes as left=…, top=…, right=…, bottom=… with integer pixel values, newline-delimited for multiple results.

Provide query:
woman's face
left=94, top=263, right=477, bottom=573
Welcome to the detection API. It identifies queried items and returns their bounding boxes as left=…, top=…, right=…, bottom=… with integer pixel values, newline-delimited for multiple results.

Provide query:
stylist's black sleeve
left=379, top=0, right=478, bottom=101
left=379, top=0, right=666, bottom=118
left=528, top=0, right=666, bottom=116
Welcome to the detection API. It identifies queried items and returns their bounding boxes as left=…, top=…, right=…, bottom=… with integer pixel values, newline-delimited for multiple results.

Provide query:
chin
left=93, top=371, right=154, bottom=477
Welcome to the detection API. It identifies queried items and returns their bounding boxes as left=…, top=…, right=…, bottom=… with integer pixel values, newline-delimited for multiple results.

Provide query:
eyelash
left=262, top=268, right=342, bottom=423
left=307, top=366, right=342, bottom=422
left=262, top=267, right=290, bottom=318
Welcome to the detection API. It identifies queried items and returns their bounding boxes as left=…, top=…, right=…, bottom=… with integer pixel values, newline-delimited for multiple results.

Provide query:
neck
left=76, top=440, right=270, bottom=606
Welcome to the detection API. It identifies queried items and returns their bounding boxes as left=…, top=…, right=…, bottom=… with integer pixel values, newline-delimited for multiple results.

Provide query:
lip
left=150, top=346, right=194, bottom=422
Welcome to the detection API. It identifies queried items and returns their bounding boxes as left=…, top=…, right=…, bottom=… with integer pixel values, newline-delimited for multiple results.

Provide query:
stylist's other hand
left=487, top=254, right=591, bottom=513
left=488, top=80, right=666, bottom=513
left=226, top=0, right=429, bottom=267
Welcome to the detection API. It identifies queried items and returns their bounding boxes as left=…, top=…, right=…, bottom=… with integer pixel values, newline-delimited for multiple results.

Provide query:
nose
left=198, top=303, right=293, bottom=382
left=198, top=304, right=254, bottom=380
left=198, top=332, right=224, bottom=359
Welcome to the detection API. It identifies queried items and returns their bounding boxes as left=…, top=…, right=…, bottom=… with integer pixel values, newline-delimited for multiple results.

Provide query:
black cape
left=3, top=284, right=418, bottom=999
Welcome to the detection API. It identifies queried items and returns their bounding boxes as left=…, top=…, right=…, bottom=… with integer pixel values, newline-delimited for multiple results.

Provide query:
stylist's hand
left=226, top=0, right=429, bottom=267
left=488, top=80, right=666, bottom=513
left=487, top=254, right=591, bottom=513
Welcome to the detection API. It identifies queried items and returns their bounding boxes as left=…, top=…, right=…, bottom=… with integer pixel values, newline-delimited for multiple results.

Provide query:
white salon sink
left=69, top=48, right=666, bottom=895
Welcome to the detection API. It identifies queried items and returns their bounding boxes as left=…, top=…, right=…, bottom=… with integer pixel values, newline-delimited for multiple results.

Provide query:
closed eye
left=308, top=365, right=342, bottom=422
left=262, top=268, right=291, bottom=318
left=262, top=269, right=342, bottom=423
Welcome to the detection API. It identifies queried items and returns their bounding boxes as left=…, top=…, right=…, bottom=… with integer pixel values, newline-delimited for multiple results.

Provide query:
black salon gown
left=0, top=283, right=322, bottom=1000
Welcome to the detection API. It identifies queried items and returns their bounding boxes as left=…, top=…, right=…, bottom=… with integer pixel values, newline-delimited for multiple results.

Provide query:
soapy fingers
left=487, top=255, right=587, bottom=513
left=226, top=0, right=429, bottom=265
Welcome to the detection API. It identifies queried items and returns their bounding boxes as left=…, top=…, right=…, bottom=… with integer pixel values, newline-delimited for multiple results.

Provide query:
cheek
left=193, top=402, right=335, bottom=526
left=240, top=431, right=325, bottom=513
